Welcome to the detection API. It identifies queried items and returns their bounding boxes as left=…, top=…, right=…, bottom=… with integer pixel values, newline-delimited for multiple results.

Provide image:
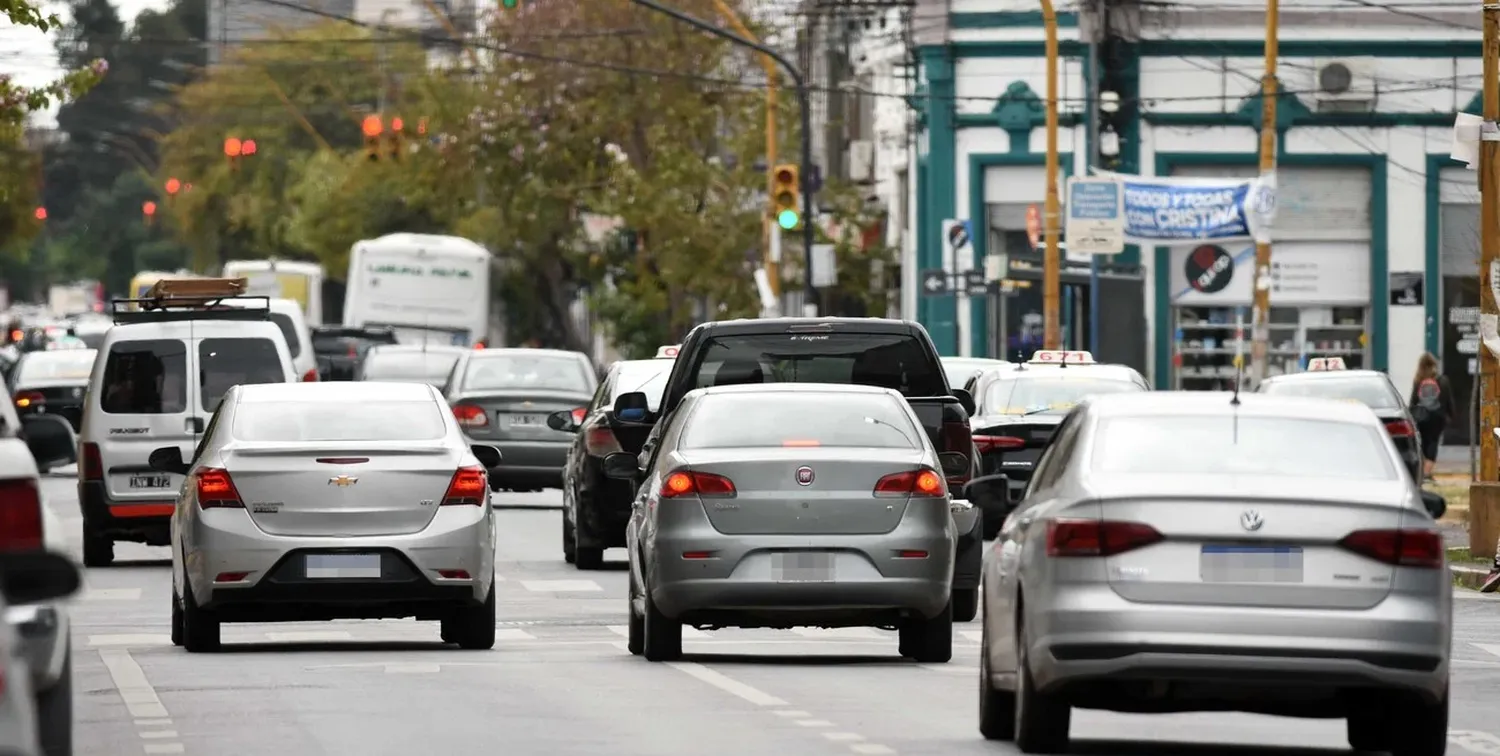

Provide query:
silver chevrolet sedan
left=609, top=383, right=962, bottom=664
left=151, top=381, right=503, bottom=653
left=975, top=392, right=1450, bottom=755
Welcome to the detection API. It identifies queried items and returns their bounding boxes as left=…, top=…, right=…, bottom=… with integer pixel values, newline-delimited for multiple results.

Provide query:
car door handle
left=184, top=417, right=204, bottom=434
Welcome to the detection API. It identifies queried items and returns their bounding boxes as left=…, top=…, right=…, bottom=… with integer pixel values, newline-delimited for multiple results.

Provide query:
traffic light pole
left=627, top=0, right=819, bottom=314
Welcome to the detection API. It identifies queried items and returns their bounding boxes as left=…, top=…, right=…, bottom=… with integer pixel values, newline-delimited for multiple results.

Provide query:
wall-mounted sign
left=1169, top=241, right=1370, bottom=306
left=1388, top=271, right=1424, bottom=306
left=1183, top=245, right=1235, bottom=294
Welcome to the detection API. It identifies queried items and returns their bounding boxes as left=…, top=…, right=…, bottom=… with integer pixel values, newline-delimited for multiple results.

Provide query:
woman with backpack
left=1409, top=353, right=1453, bottom=482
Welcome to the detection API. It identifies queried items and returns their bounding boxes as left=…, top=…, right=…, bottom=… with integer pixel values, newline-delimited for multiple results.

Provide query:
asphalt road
left=37, top=473, right=1500, bottom=756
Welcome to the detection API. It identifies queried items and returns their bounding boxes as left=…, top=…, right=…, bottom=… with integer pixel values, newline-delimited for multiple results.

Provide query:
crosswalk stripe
left=520, top=579, right=602, bottom=592
left=791, top=627, right=884, bottom=640
left=960, top=630, right=983, bottom=643
left=495, top=628, right=535, bottom=641
left=78, top=588, right=143, bottom=601
left=89, top=634, right=171, bottom=647
left=266, top=631, right=352, bottom=642
left=1472, top=643, right=1500, bottom=660
left=604, top=624, right=708, bottom=638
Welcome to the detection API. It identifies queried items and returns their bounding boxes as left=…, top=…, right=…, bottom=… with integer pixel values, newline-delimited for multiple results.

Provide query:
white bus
left=343, top=234, right=492, bottom=347
left=221, top=259, right=325, bottom=326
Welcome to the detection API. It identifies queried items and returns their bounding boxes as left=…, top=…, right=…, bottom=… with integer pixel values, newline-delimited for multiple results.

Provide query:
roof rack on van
left=110, top=277, right=271, bottom=324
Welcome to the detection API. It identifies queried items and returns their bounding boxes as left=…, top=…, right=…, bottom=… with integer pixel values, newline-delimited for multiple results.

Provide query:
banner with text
left=1102, top=172, right=1276, bottom=244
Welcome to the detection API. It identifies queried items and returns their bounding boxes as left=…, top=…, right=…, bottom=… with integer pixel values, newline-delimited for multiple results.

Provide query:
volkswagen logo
left=1240, top=509, right=1264, bottom=531
left=795, top=466, right=815, bottom=486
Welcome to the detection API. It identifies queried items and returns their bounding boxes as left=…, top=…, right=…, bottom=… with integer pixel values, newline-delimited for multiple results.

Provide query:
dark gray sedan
left=359, top=344, right=468, bottom=387
left=443, top=348, right=597, bottom=492
left=609, top=383, right=963, bottom=664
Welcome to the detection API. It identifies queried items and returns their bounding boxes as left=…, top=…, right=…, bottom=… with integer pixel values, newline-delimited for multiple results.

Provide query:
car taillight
left=973, top=435, right=1025, bottom=453
left=0, top=479, right=43, bottom=551
left=660, top=471, right=736, bottom=499
left=13, top=391, right=44, bottom=410
left=1384, top=420, right=1416, bottom=438
left=442, top=465, right=487, bottom=505
left=585, top=426, right=621, bottom=455
left=347, top=344, right=358, bottom=358
left=81, top=442, right=103, bottom=481
left=195, top=468, right=244, bottom=509
left=941, top=420, right=973, bottom=485
left=873, top=468, right=947, bottom=498
left=1339, top=529, right=1442, bottom=568
left=452, top=404, right=489, bottom=428
left=301, top=368, right=319, bottom=382
left=1046, top=518, right=1162, bottom=557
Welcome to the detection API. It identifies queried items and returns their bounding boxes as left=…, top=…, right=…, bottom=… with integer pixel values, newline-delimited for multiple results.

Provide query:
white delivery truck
left=221, top=259, right=326, bottom=326
left=343, top=234, right=493, bottom=347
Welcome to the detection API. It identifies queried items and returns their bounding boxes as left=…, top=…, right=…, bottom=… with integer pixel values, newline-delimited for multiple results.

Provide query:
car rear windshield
left=1092, top=415, right=1397, bottom=480
left=101, top=339, right=187, bottom=414
left=611, top=362, right=670, bottom=412
left=233, top=400, right=446, bottom=442
left=691, top=332, right=945, bottom=396
left=200, top=338, right=285, bottom=411
left=680, top=393, right=920, bottom=449
left=268, top=313, right=301, bottom=358
left=463, top=354, right=592, bottom=394
left=17, top=350, right=96, bottom=384
left=1258, top=376, right=1401, bottom=410
left=362, top=351, right=462, bottom=383
left=984, top=376, right=1143, bottom=415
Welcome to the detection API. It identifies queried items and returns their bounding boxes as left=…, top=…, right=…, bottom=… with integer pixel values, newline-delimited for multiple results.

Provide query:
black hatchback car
left=8, top=347, right=97, bottom=431
left=1255, top=364, right=1422, bottom=481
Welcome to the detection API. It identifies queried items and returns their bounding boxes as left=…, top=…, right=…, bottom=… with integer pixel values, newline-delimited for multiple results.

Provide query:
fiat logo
left=795, top=466, right=815, bottom=486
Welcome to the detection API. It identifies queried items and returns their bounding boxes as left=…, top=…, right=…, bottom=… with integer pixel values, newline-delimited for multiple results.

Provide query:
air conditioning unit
left=847, top=140, right=875, bottom=183
left=1312, top=59, right=1377, bottom=111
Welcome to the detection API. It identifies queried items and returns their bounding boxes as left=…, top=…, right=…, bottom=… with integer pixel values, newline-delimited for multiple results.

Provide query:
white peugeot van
left=76, top=280, right=295, bottom=566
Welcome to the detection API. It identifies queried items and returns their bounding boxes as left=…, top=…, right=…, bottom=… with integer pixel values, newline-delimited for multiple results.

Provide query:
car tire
left=641, top=584, right=681, bottom=662
left=36, top=647, right=71, bottom=756
left=562, top=519, right=577, bottom=564
left=1014, top=616, right=1069, bottom=754
left=952, top=587, right=979, bottom=623
left=170, top=589, right=184, bottom=647
left=449, top=584, right=497, bottom=650
left=900, top=602, right=953, bottom=664
left=1389, top=692, right=1448, bottom=756
left=576, top=547, right=604, bottom=570
left=181, top=582, right=221, bottom=654
left=626, top=574, right=644, bottom=656
left=82, top=531, right=112, bottom=568
left=978, top=629, right=1016, bottom=741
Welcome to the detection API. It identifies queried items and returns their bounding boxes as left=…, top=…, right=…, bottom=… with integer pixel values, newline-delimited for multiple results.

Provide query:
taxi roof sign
left=1307, top=357, right=1347, bottom=372
left=655, top=344, right=680, bottom=359
left=1028, top=350, right=1096, bottom=365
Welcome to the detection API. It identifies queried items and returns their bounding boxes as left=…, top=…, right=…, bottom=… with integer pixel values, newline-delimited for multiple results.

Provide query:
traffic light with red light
left=142, top=201, right=157, bottom=225
left=388, top=117, right=404, bottom=161
left=770, top=164, right=801, bottom=230
left=224, top=137, right=242, bottom=170
left=165, top=177, right=181, bottom=196
left=362, top=115, right=384, bottom=161
left=242, top=139, right=257, bottom=156
left=33, top=207, right=45, bottom=222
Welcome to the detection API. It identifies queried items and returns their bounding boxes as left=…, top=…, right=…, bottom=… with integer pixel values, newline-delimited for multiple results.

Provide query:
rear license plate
left=508, top=413, right=545, bottom=427
left=1199, top=545, right=1304, bottom=583
left=129, top=474, right=171, bottom=490
left=772, top=552, right=835, bottom=583
left=304, top=554, right=382, bottom=580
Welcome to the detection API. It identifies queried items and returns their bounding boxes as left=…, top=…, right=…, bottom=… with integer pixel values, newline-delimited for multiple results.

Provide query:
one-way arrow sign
left=921, top=269, right=949, bottom=295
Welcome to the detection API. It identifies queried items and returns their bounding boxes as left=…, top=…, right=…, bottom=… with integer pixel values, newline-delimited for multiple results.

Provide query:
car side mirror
left=938, top=451, right=970, bottom=477
left=1421, top=490, right=1447, bottom=520
left=19, top=414, right=76, bottom=469
left=613, top=391, right=650, bottom=422
left=546, top=410, right=579, bottom=432
left=951, top=388, right=976, bottom=417
left=148, top=446, right=189, bottom=476
left=0, top=551, right=80, bottom=605
left=602, top=452, right=639, bottom=480
left=470, top=444, right=502, bottom=473
left=964, top=473, right=1011, bottom=512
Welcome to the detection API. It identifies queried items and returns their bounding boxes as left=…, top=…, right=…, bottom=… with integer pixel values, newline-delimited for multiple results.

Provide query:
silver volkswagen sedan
left=609, top=383, right=963, bottom=664
left=151, top=381, right=503, bottom=653
left=975, top=392, right=1450, bottom=756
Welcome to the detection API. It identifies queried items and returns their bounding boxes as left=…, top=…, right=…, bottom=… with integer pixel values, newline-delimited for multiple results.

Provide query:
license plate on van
left=129, top=475, right=171, bottom=490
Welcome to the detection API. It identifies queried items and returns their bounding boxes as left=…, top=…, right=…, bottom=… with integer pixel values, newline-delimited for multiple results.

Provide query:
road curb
left=1451, top=564, right=1488, bottom=590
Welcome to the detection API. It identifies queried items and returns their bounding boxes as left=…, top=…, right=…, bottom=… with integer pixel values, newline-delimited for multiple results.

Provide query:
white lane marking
left=773, top=710, right=812, bottom=718
left=960, top=630, right=983, bottom=643
left=1450, top=730, right=1500, bottom=755
left=920, top=664, right=978, bottom=675
left=99, top=649, right=169, bottom=719
left=850, top=745, right=896, bottom=755
left=795, top=719, right=835, bottom=727
left=385, top=663, right=441, bottom=674
left=520, top=579, right=601, bottom=592
left=824, top=732, right=865, bottom=742
left=80, top=588, right=143, bottom=601
left=135, top=719, right=172, bottom=728
left=90, top=634, right=171, bottom=648
left=144, top=745, right=185, bottom=754
left=791, top=627, right=883, bottom=640
left=667, top=662, right=788, bottom=707
left=605, top=624, right=707, bottom=638
left=265, top=631, right=353, bottom=642
left=495, top=628, right=536, bottom=641
left=1473, top=643, right=1500, bottom=660
left=139, top=731, right=178, bottom=739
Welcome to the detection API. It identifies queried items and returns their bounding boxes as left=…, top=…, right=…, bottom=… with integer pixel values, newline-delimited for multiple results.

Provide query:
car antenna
left=1230, top=316, right=1244, bottom=407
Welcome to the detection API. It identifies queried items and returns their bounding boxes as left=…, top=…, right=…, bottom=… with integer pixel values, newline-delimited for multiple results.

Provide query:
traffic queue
left=0, top=275, right=1455, bottom=756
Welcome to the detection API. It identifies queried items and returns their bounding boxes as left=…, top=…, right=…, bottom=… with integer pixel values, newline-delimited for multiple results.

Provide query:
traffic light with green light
left=770, top=164, right=800, bottom=230
left=500, top=0, right=519, bottom=8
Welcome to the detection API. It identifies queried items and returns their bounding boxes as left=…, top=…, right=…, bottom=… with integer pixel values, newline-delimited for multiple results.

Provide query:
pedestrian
left=1408, top=353, right=1452, bottom=483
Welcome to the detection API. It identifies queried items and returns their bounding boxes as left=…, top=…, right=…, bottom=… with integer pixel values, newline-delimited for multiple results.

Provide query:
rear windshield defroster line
left=690, top=332, right=945, bottom=397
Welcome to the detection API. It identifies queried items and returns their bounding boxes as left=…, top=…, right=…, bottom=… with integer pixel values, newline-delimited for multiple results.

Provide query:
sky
left=0, top=0, right=169, bottom=124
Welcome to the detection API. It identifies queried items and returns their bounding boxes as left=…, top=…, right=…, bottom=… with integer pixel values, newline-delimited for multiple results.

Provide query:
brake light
left=474, top=341, right=485, bottom=349
left=1339, top=529, right=1443, bottom=568
left=1384, top=420, right=1416, bottom=438
left=660, top=471, right=736, bottom=498
left=442, top=465, right=487, bottom=505
left=571, top=407, right=587, bottom=425
left=941, top=421, right=973, bottom=485
left=12, top=391, right=43, bottom=409
left=973, top=435, right=1025, bottom=452
left=195, top=468, right=244, bottom=509
left=0, top=479, right=43, bottom=551
left=873, top=468, right=947, bottom=498
left=81, top=443, right=103, bottom=481
left=782, top=439, right=821, bottom=447
left=347, top=344, right=357, bottom=358
left=301, top=368, right=319, bottom=382
left=1046, top=518, right=1162, bottom=557
left=452, top=404, right=489, bottom=428
left=585, top=425, right=621, bottom=455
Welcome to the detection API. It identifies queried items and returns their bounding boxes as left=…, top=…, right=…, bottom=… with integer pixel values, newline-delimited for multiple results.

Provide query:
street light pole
left=627, top=0, right=819, bottom=314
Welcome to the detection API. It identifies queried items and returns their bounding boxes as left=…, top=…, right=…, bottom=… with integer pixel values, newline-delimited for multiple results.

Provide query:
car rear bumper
left=1025, top=584, right=1449, bottom=704
left=79, top=480, right=172, bottom=545
left=6, top=604, right=67, bottom=691
left=188, top=506, right=493, bottom=620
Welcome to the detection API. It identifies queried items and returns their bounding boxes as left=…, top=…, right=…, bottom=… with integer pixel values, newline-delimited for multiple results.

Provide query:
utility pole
left=1041, top=0, right=1062, bottom=349
left=1085, top=0, right=1102, bottom=353
left=1248, top=0, right=1280, bottom=385
left=1478, top=2, right=1500, bottom=486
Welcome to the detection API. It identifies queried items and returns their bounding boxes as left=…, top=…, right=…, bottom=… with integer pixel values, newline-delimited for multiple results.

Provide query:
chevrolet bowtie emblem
left=328, top=475, right=359, bottom=487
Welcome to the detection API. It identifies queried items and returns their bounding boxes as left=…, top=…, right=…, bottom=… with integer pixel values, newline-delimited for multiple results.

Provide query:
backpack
left=1413, top=378, right=1443, bottom=423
